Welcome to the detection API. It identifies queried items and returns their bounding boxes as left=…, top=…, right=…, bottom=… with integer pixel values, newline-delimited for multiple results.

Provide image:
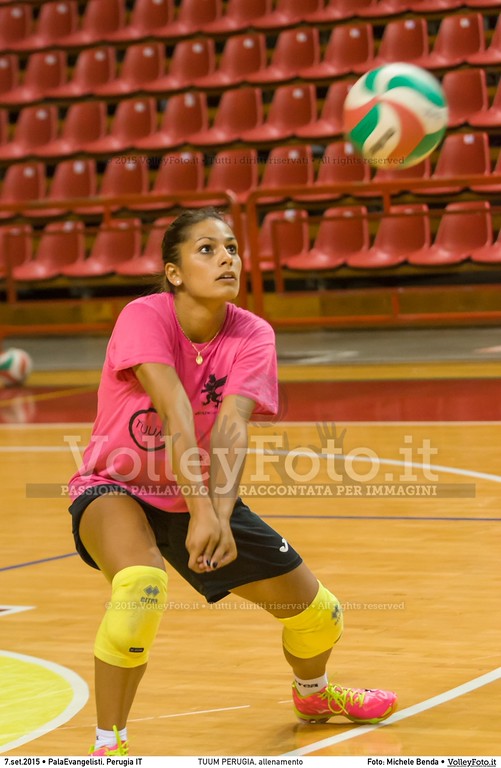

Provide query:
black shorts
left=68, top=484, right=302, bottom=603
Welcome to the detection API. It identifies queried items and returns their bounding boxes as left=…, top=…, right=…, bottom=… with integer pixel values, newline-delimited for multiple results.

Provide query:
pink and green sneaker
left=89, top=726, right=128, bottom=756
left=293, top=681, right=397, bottom=724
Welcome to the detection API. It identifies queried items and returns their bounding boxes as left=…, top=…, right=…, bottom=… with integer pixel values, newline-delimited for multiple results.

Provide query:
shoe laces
left=321, top=683, right=366, bottom=715
left=89, top=725, right=128, bottom=756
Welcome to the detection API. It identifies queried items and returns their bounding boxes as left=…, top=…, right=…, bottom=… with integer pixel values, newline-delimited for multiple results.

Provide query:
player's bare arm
left=134, top=361, right=222, bottom=573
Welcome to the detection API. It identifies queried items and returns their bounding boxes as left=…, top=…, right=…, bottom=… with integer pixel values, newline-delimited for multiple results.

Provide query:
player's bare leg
left=233, top=563, right=398, bottom=724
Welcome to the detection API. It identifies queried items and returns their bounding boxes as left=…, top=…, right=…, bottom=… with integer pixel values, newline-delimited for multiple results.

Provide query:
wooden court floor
left=0, top=362, right=500, bottom=757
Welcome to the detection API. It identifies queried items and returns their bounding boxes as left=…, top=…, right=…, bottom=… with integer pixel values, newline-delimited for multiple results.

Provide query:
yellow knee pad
left=95, top=565, right=168, bottom=668
left=279, top=581, right=343, bottom=659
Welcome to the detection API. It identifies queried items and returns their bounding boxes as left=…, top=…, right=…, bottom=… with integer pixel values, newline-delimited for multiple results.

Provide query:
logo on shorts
left=279, top=538, right=289, bottom=553
left=129, top=408, right=164, bottom=452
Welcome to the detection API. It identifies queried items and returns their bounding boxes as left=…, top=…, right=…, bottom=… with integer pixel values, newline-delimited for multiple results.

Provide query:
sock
left=95, top=726, right=127, bottom=747
left=294, top=673, right=328, bottom=697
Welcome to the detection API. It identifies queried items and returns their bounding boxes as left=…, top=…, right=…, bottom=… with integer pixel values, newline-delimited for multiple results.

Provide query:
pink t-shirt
left=68, top=293, right=278, bottom=511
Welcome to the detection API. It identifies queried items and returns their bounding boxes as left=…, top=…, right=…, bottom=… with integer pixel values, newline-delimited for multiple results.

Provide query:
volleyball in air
left=0, top=347, right=33, bottom=386
left=343, top=63, right=448, bottom=169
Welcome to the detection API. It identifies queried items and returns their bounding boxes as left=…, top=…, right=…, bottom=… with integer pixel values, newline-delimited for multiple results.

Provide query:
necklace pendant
left=195, top=353, right=203, bottom=365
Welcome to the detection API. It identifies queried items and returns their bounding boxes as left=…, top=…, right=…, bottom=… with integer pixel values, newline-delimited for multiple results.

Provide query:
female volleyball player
left=68, top=208, right=397, bottom=755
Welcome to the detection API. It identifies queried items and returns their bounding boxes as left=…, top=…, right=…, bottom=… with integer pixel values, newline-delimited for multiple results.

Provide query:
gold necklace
left=175, top=312, right=224, bottom=365
left=185, top=330, right=221, bottom=365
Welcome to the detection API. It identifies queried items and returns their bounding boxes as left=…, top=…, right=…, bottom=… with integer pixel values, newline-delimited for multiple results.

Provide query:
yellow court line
left=278, top=361, right=501, bottom=381
left=24, top=360, right=501, bottom=389
left=0, top=385, right=96, bottom=409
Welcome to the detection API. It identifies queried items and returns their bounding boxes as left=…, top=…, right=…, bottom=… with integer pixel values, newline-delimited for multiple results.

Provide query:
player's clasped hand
left=186, top=511, right=238, bottom=573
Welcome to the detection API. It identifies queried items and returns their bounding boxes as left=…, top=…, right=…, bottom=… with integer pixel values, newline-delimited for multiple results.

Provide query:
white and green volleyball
left=343, top=63, right=448, bottom=169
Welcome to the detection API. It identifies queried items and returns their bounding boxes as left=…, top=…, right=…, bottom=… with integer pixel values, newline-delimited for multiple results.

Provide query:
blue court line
left=0, top=552, right=77, bottom=572
left=1, top=514, right=500, bottom=574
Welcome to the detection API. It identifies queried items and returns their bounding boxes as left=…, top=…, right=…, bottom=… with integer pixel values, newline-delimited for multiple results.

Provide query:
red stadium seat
left=259, top=145, right=314, bottom=204
left=154, top=0, right=222, bottom=39
left=0, top=53, right=20, bottom=97
left=36, top=101, right=108, bottom=159
left=62, top=218, right=141, bottom=278
left=0, top=4, right=33, bottom=50
left=94, top=42, right=164, bottom=97
left=0, top=104, right=58, bottom=161
left=295, top=80, right=355, bottom=140
left=203, top=0, right=272, bottom=34
left=99, top=157, right=149, bottom=211
left=0, top=223, right=32, bottom=277
left=417, top=132, right=491, bottom=195
left=243, top=209, right=310, bottom=274
left=253, top=0, right=323, bottom=30
left=471, top=226, right=501, bottom=264
left=76, top=157, right=149, bottom=216
left=308, top=141, right=372, bottom=202
left=0, top=162, right=46, bottom=220
left=373, top=157, right=432, bottom=189
left=44, top=159, right=98, bottom=217
left=85, top=97, right=157, bottom=155
left=195, top=33, right=266, bottom=89
left=11, top=1, right=78, bottom=52
left=469, top=77, right=501, bottom=128
left=465, top=0, right=501, bottom=6
left=205, top=148, right=259, bottom=205
left=371, top=18, right=429, bottom=67
left=130, top=151, right=205, bottom=212
left=442, top=68, right=489, bottom=128
left=0, top=109, right=7, bottom=146
left=145, top=38, right=216, bottom=94
left=357, top=0, right=411, bottom=16
left=298, top=23, right=374, bottom=79
left=246, top=27, right=320, bottom=85
left=286, top=206, right=369, bottom=270
left=471, top=149, right=501, bottom=194
left=57, top=0, right=126, bottom=47
left=190, top=88, right=263, bottom=147
left=241, top=84, right=317, bottom=143
left=115, top=216, right=173, bottom=276
left=408, top=0, right=465, bottom=10
left=347, top=204, right=430, bottom=268
left=304, top=0, right=373, bottom=22
left=413, top=13, right=485, bottom=69
left=0, top=50, right=67, bottom=106
left=46, top=47, right=116, bottom=100
left=136, top=91, right=208, bottom=151
left=468, top=14, right=501, bottom=65
left=107, top=0, right=174, bottom=43
left=408, top=201, right=492, bottom=266
left=13, top=220, right=85, bottom=281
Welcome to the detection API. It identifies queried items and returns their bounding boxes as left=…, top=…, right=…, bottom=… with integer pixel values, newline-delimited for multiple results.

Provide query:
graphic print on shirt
left=201, top=374, right=227, bottom=407
left=129, top=408, right=165, bottom=451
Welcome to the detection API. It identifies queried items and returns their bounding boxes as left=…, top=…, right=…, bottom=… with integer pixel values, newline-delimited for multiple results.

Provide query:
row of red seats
left=1, top=73, right=500, bottom=164
left=1, top=201, right=500, bottom=283
left=251, top=201, right=500, bottom=271
left=1, top=14, right=500, bottom=108
left=0, top=0, right=498, bottom=55
left=0, top=135, right=500, bottom=219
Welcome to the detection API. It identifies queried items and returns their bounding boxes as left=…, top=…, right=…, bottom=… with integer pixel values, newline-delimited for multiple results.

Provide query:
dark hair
left=161, top=207, right=228, bottom=293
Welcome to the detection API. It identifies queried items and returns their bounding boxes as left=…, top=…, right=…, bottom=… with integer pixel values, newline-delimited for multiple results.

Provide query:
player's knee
left=94, top=565, right=168, bottom=668
left=278, top=581, right=343, bottom=659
